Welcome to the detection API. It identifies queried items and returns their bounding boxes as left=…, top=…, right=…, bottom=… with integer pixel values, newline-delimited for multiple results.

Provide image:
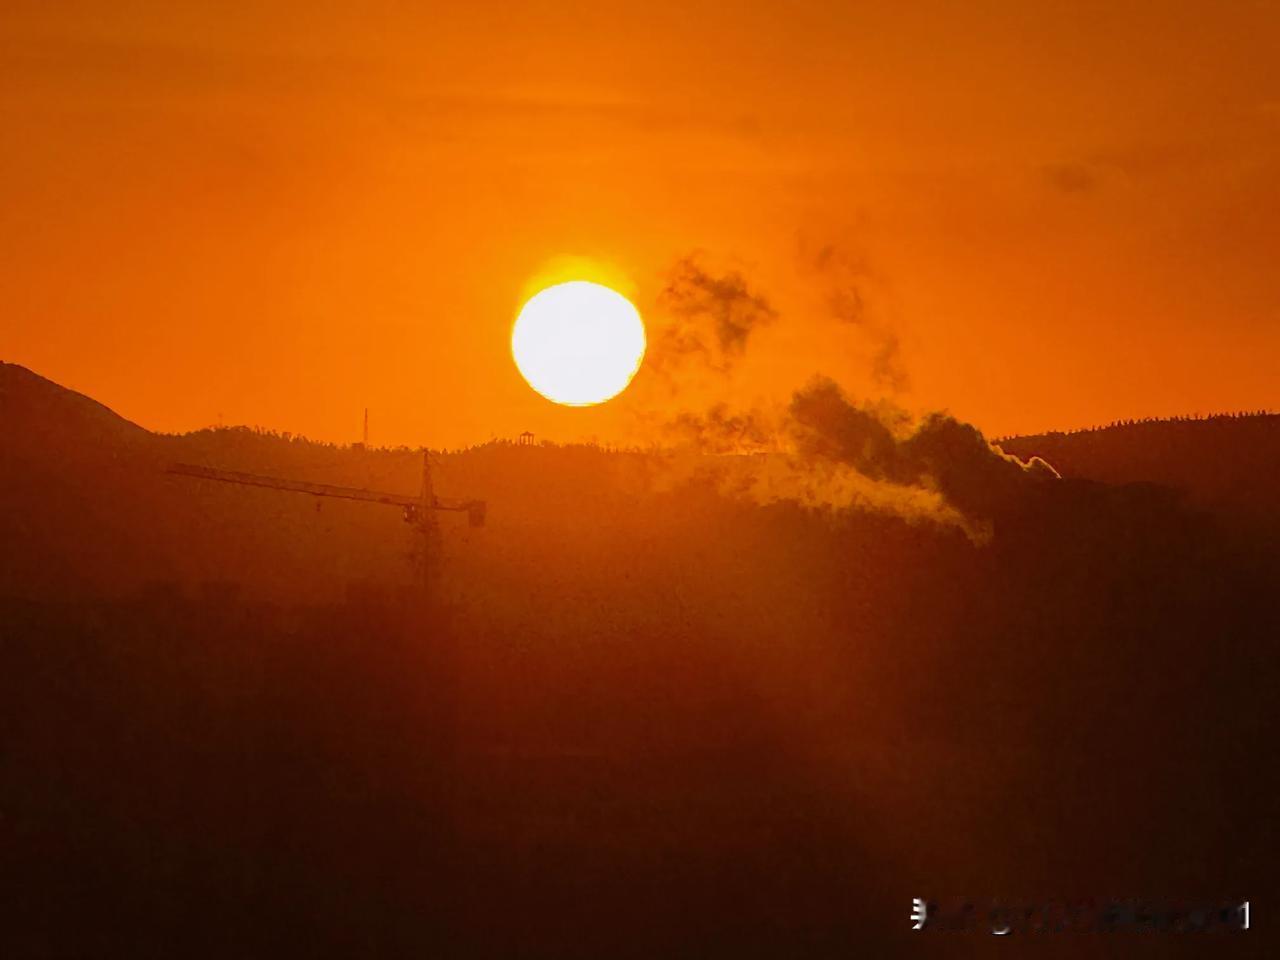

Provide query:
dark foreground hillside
left=2, top=363, right=1277, bottom=957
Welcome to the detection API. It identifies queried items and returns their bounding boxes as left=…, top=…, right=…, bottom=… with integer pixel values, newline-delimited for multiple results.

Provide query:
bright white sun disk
left=511, top=281, right=646, bottom=406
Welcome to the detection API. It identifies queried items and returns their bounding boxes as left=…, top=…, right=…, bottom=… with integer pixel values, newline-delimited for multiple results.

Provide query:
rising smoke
left=807, top=241, right=910, bottom=393
left=639, top=255, right=1058, bottom=541
left=649, top=255, right=778, bottom=377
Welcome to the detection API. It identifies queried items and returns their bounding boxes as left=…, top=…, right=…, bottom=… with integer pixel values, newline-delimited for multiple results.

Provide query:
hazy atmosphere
left=2, top=3, right=1275, bottom=956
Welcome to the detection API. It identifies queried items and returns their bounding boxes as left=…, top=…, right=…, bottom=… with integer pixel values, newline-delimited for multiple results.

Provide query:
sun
left=512, top=280, right=646, bottom=406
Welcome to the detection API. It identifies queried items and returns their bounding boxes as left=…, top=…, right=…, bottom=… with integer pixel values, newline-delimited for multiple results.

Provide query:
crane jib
left=166, top=462, right=485, bottom=524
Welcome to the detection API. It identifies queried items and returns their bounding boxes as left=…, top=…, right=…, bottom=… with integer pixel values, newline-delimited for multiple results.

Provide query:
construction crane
left=168, top=451, right=484, bottom=599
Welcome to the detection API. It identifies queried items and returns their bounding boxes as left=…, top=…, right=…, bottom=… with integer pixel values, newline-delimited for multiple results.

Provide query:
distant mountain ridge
left=5, top=359, right=1274, bottom=498
left=1, top=362, right=149, bottom=450
left=2, top=361, right=1277, bottom=599
left=999, top=412, right=1280, bottom=519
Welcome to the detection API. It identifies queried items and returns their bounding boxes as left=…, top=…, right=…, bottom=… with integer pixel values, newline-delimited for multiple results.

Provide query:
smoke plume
left=666, top=403, right=775, bottom=455
left=778, top=377, right=1051, bottom=540
left=639, top=255, right=1057, bottom=541
left=650, top=256, right=777, bottom=376
left=807, top=242, right=910, bottom=393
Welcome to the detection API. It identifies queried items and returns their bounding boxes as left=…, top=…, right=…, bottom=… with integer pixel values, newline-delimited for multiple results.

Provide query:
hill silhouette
left=999, top=412, right=1280, bottom=522
left=1, top=361, right=150, bottom=452
left=1, top=363, right=1276, bottom=957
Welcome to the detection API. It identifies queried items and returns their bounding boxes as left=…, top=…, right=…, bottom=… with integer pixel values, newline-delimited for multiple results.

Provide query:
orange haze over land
left=3, top=1, right=1277, bottom=448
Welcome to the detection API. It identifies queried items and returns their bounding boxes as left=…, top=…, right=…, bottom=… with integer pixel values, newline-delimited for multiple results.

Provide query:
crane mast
left=168, top=451, right=484, bottom=599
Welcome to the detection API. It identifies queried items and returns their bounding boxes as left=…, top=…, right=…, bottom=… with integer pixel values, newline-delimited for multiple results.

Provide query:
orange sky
left=3, top=1, right=1277, bottom=447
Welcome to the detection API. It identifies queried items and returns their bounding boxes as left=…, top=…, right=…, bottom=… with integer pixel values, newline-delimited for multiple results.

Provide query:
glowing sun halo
left=512, top=281, right=646, bottom=406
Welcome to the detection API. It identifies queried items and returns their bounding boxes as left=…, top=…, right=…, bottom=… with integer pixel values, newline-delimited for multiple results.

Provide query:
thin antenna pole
left=363, top=408, right=369, bottom=448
